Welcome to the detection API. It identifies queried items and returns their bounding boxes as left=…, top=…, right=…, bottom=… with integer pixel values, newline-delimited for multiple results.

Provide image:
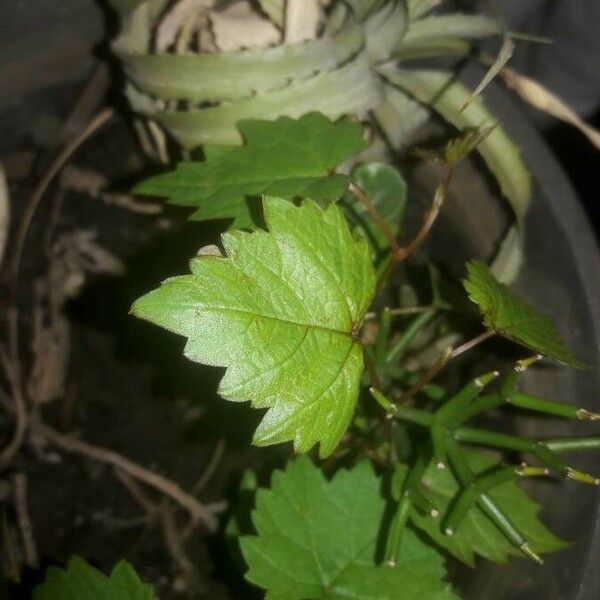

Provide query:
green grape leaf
left=409, top=450, right=568, bottom=566
left=133, top=113, right=367, bottom=229
left=131, top=197, right=377, bottom=457
left=240, top=457, right=460, bottom=600
left=33, top=556, right=153, bottom=600
left=464, top=260, right=582, bottom=367
left=342, top=162, right=407, bottom=254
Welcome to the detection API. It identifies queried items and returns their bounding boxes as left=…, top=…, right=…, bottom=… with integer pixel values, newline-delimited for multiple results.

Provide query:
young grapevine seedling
left=130, top=114, right=599, bottom=599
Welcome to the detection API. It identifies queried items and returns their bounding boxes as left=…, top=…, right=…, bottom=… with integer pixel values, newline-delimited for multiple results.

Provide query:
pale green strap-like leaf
left=403, top=14, right=500, bottom=44
left=363, top=0, right=408, bottom=62
left=406, top=0, right=443, bottom=21
left=258, top=0, right=284, bottom=27
left=395, top=36, right=470, bottom=61
left=107, top=0, right=168, bottom=17
left=344, top=0, right=384, bottom=21
left=118, top=24, right=363, bottom=102
left=373, top=82, right=430, bottom=148
left=462, top=37, right=515, bottom=110
left=489, top=224, right=522, bottom=284
left=142, top=53, right=382, bottom=147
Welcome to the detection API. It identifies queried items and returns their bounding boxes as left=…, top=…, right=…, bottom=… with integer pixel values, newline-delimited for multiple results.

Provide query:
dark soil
left=1, top=116, right=284, bottom=599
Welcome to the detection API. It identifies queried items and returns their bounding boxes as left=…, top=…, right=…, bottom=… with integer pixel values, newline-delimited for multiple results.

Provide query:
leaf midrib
left=188, top=304, right=355, bottom=337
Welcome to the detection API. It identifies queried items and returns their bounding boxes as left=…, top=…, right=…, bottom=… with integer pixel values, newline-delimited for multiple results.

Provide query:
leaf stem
left=348, top=181, right=400, bottom=256
left=545, top=437, right=600, bottom=453
left=386, top=309, right=436, bottom=364
left=385, top=452, right=430, bottom=565
left=398, top=330, right=495, bottom=404
left=444, top=437, right=543, bottom=563
left=395, top=165, right=454, bottom=262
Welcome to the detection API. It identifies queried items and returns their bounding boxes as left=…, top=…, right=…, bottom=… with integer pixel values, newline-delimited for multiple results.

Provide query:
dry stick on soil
left=191, top=438, right=226, bottom=496
left=161, top=501, right=197, bottom=584
left=12, top=473, right=38, bottom=568
left=114, top=468, right=159, bottom=516
left=0, top=163, right=9, bottom=269
left=35, top=422, right=223, bottom=531
left=5, top=108, right=115, bottom=365
left=116, top=469, right=206, bottom=588
left=1, top=507, right=21, bottom=582
left=0, top=348, right=28, bottom=469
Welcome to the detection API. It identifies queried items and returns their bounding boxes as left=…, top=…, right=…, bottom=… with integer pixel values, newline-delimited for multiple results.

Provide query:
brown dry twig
left=6, top=108, right=114, bottom=364
left=0, top=348, right=28, bottom=469
left=12, top=472, right=38, bottom=568
left=34, top=422, right=224, bottom=531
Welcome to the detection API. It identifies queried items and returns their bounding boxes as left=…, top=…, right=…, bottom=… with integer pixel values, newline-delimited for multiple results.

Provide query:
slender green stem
left=455, top=427, right=600, bottom=485
left=375, top=307, right=392, bottom=364
left=455, top=427, right=537, bottom=453
left=444, top=467, right=517, bottom=535
left=500, top=369, right=519, bottom=400
left=395, top=165, right=453, bottom=262
left=384, top=366, right=447, bottom=402
left=385, top=494, right=411, bottom=565
left=545, top=437, right=600, bottom=453
left=386, top=309, right=436, bottom=364
left=452, top=393, right=502, bottom=424
left=398, top=330, right=495, bottom=405
left=510, top=392, right=599, bottom=421
left=349, top=182, right=400, bottom=257
left=370, top=387, right=396, bottom=415
left=436, top=370, right=499, bottom=427
left=385, top=451, right=430, bottom=564
left=444, top=437, right=542, bottom=563
left=387, top=306, right=435, bottom=316
left=364, top=349, right=382, bottom=390
left=430, top=423, right=448, bottom=468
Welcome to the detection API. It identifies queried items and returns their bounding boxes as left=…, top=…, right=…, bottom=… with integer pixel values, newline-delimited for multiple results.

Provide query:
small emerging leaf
left=409, top=450, right=567, bottom=566
left=464, top=260, right=582, bottom=367
left=132, top=197, right=377, bottom=457
left=33, top=556, right=153, bottom=600
left=413, top=126, right=496, bottom=166
left=240, top=457, right=459, bottom=600
left=134, top=113, right=367, bottom=228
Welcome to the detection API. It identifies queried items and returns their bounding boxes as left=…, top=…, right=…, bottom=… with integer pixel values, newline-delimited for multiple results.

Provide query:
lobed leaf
left=410, top=450, right=567, bottom=566
left=464, top=260, right=582, bottom=367
left=132, top=197, right=377, bottom=457
left=240, top=456, right=460, bottom=599
left=134, top=113, right=367, bottom=228
left=33, top=556, right=153, bottom=600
